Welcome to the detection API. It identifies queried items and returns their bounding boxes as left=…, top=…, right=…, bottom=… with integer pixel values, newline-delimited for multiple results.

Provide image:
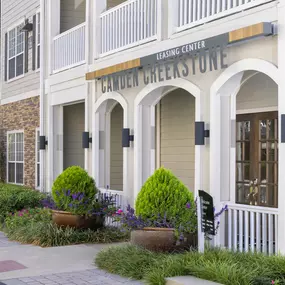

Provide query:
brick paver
left=1, top=269, right=143, bottom=285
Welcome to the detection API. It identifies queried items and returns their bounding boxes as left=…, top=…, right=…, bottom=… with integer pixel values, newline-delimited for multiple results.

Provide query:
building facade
left=1, top=0, right=285, bottom=255
left=0, top=0, right=40, bottom=188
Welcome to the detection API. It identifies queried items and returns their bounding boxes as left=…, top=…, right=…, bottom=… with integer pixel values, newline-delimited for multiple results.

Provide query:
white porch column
left=277, top=1, right=285, bottom=255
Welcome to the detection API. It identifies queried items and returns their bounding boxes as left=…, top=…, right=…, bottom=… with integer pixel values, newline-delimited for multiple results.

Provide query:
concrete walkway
left=0, top=232, right=142, bottom=285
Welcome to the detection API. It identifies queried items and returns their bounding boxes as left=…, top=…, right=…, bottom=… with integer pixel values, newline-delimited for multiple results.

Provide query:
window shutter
left=32, top=15, right=36, bottom=70
left=4, top=33, right=8, bottom=81
left=24, top=20, right=29, bottom=73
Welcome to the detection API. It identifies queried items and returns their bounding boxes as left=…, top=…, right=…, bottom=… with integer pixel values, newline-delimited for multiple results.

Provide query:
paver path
left=0, top=232, right=142, bottom=285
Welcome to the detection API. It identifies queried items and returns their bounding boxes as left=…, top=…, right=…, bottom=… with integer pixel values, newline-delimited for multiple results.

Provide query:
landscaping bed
left=95, top=244, right=285, bottom=285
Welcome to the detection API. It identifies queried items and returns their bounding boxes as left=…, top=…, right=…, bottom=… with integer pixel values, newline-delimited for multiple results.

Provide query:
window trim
left=6, top=130, right=25, bottom=186
left=6, top=19, right=26, bottom=82
left=35, top=128, right=40, bottom=189
left=35, top=10, right=40, bottom=72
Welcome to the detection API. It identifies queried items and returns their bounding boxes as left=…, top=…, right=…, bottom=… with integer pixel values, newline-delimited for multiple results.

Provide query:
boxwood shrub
left=52, top=166, right=98, bottom=214
left=135, top=167, right=197, bottom=233
left=0, top=183, right=45, bottom=221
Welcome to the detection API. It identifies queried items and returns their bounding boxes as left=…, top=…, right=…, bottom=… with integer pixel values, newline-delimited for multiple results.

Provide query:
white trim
left=0, top=89, right=40, bottom=105
left=236, top=106, right=278, bottom=115
left=35, top=10, right=41, bottom=72
left=155, top=102, right=161, bottom=169
left=6, top=130, right=25, bottom=186
left=35, top=128, right=40, bottom=190
left=134, top=78, right=202, bottom=201
left=93, top=92, right=129, bottom=197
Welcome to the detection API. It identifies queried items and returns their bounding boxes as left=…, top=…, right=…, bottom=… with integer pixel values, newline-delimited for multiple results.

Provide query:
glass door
left=236, top=112, right=278, bottom=208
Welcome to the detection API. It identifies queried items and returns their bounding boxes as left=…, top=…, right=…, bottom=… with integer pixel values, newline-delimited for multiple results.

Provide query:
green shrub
left=52, top=166, right=98, bottom=214
left=0, top=183, right=45, bottom=221
left=135, top=167, right=197, bottom=233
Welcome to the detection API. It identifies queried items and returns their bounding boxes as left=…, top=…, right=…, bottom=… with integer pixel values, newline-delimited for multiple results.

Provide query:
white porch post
left=277, top=1, right=285, bottom=255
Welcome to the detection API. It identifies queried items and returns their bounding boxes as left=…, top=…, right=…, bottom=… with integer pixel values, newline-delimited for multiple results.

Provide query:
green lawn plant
left=135, top=167, right=197, bottom=234
left=52, top=166, right=98, bottom=215
left=95, top=245, right=285, bottom=285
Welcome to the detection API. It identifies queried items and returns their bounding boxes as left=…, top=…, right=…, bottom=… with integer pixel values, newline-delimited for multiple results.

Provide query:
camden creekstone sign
left=101, top=34, right=229, bottom=94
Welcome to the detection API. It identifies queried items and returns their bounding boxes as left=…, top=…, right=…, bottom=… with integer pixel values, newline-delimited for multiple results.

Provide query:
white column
left=93, top=0, right=107, bottom=60
left=277, top=1, right=285, bottom=255
left=167, top=0, right=178, bottom=38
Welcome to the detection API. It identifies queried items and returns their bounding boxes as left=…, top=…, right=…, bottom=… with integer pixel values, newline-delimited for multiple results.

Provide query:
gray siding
left=110, top=104, right=123, bottom=191
left=1, top=0, right=40, bottom=100
left=60, top=0, right=86, bottom=33
left=237, top=72, right=278, bottom=111
left=107, top=0, right=127, bottom=10
left=159, top=89, right=195, bottom=191
left=63, top=103, right=85, bottom=169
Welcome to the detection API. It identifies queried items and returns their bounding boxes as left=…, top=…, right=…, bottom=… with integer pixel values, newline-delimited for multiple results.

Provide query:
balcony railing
left=100, top=0, right=159, bottom=57
left=174, top=0, right=274, bottom=33
left=53, top=23, right=86, bottom=73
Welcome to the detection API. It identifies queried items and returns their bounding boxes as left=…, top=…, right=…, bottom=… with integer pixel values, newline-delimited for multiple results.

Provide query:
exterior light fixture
left=39, top=136, right=48, bottom=150
left=122, top=128, right=134, bottom=148
left=195, top=122, right=210, bottom=146
left=21, top=20, right=33, bottom=33
left=82, top=132, right=92, bottom=149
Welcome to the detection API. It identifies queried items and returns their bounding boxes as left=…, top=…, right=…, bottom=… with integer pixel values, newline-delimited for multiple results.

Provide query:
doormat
left=0, top=260, right=27, bottom=273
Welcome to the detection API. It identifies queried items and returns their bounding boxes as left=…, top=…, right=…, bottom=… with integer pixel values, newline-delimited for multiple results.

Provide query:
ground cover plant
left=3, top=207, right=130, bottom=247
left=95, top=244, right=285, bottom=285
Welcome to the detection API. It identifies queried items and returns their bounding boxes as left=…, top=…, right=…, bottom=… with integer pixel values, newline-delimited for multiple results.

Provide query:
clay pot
left=52, top=210, right=104, bottom=230
left=131, top=227, right=198, bottom=252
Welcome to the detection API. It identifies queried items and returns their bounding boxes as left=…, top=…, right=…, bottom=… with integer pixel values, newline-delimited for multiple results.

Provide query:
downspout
left=40, top=0, right=46, bottom=192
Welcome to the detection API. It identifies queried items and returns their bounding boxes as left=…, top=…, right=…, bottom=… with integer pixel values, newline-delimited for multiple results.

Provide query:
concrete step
left=166, top=276, right=223, bottom=285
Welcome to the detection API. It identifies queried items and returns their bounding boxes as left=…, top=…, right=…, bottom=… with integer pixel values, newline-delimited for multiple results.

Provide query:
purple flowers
left=186, top=202, right=191, bottom=209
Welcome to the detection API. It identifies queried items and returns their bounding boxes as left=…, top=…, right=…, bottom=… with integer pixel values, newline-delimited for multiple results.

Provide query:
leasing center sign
left=100, top=34, right=228, bottom=93
left=86, top=23, right=273, bottom=93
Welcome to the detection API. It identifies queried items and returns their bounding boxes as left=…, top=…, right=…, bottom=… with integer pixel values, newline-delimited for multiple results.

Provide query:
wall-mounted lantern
left=39, top=136, right=48, bottom=150
left=82, top=132, right=92, bottom=149
left=195, top=122, right=210, bottom=146
left=21, top=20, right=33, bottom=33
left=122, top=128, right=134, bottom=148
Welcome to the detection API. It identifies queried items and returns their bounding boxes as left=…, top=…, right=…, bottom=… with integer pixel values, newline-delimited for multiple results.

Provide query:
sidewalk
left=0, top=232, right=142, bottom=285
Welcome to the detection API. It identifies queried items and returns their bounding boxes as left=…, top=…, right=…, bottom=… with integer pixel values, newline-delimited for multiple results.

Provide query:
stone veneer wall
left=0, top=96, right=40, bottom=189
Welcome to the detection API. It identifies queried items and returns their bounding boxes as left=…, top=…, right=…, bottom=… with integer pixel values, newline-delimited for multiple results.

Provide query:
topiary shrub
left=135, top=167, right=197, bottom=234
left=52, top=166, right=97, bottom=215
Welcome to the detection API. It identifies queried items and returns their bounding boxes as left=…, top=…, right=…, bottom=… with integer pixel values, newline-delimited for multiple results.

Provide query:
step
left=166, top=276, right=223, bottom=285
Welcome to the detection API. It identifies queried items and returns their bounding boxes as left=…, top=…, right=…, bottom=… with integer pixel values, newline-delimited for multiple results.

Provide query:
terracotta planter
left=52, top=210, right=104, bottom=230
left=131, top=227, right=197, bottom=252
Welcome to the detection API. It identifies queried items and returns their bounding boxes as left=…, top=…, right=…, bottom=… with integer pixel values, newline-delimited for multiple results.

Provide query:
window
left=8, top=23, right=25, bottom=80
left=36, top=12, right=40, bottom=69
left=7, top=132, right=24, bottom=184
left=35, top=129, right=40, bottom=189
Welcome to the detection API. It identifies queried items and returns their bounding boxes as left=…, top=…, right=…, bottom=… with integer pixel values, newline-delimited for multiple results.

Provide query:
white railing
left=100, top=0, right=159, bottom=57
left=174, top=0, right=274, bottom=33
left=53, top=23, right=86, bottom=73
left=99, top=188, right=126, bottom=227
left=223, top=203, right=278, bottom=255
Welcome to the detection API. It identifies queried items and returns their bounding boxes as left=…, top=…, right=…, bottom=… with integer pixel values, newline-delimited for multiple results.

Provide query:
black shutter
left=32, top=15, right=36, bottom=70
left=24, top=20, right=29, bottom=73
left=4, top=33, right=8, bottom=81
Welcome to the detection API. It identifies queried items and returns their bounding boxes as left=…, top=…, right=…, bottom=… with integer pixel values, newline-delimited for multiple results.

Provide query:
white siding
left=159, top=89, right=195, bottom=191
left=1, top=0, right=40, bottom=100
left=110, top=103, right=123, bottom=191
left=63, top=103, right=85, bottom=169
left=60, top=0, right=86, bottom=33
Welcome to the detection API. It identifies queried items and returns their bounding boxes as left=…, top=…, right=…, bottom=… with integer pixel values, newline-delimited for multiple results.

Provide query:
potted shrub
left=115, top=167, right=197, bottom=252
left=51, top=166, right=103, bottom=230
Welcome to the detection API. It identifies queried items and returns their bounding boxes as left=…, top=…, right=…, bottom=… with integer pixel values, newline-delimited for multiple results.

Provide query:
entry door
left=236, top=112, right=278, bottom=208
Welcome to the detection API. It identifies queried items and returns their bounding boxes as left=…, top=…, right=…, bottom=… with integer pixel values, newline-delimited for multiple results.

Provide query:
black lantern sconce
left=21, top=19, right=33, bottom=33
left=39, top=136, right=48, bottom=150
left=82, top=132, right=92, bottom=149
left=195, top=122, right=210, bottom=146
left=122, top=128, right=134, bottom=148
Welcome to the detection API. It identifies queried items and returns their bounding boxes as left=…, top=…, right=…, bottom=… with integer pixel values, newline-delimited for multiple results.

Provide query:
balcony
left=100, top=0, right=160, bottom=57
left=53, top=23, right=86, bottom=73
left=172, top=0, right=274, bottom=34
